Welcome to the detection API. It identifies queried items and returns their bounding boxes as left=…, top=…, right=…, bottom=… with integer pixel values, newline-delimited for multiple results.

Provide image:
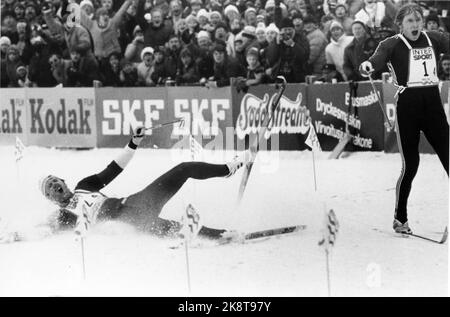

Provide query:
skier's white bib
left=398, top=32, right=439, bottom=88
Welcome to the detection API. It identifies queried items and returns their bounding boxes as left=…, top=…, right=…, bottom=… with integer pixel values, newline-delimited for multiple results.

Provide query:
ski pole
left=144, top=118, right=185, bottom=131
left=368, top=74, right=394, bottom=130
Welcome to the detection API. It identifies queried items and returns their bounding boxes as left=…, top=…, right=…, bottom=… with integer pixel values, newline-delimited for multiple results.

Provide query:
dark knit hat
left=425, top=13, right=439, bottom=25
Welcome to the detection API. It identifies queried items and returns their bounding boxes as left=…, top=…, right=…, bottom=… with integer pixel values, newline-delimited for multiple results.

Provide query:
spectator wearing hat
left=80, top=0, right=95, bottom=19
left=314, top=63, right=344, bottom=83
left=176, top=47, right=200, bottom=85
left=325, top=20, right=353, bottom=80
left=24, top=1, right=40, bottom=24
left=224, top=4, right=241, bottom=22
left=164, top=34, right=183, bottom=79
left=209, top=11, right=223, bottom=30
left=354, top=0, right=385, bottom=29
left=61, top=10, right=94, bottom=59
left=236, top=25, right=260, bottom=67
left=333, top=3, right=354, bottom=35
left=1, top=10, right=18, bottom=43
left=124, top=25, right=146, bottom=63
left=197, top=9, right=213, bottom=32
left=204, top=40, right=245, bottom=88
left=264, top=0, right=285, bottom=27
left=438, top=54, right=450, bottom=81
left=181, top=14, right=200, bottom=45
left=101, top=52, right=123, bottom=86
left=425, top=13, right=440, bottom=32
left=303, top=16, right=328, bottom=76
left=65, top=47, right=100, bottom=87
left=255, top=23, right=268, bottom=49
left=244, top=7, right=258, bottom=27
left=13, top=2, right=26, bottom=20
left=343, top=19, right=376, bottom=81
left=266, top=17, right=308, bottom=83
left=150, top=45, right=168, bottom=85
left=136, top=46, right=156, bottom=86
left=16, top=64, right=34, bottom=87
left=188, top=0, right=203, bottom=17
left=14, top=21, right=31, bottom=59
left=136, top=2, right=174, bottom=48
left=79, top=0, right=133, bottom=66
left=0, top=36, right=11, bottom=62
left=213, top=22, right=234, bottom=57
left=3, top=45, right=24, bottom=87
left=190, top=30, right=214, bottom=79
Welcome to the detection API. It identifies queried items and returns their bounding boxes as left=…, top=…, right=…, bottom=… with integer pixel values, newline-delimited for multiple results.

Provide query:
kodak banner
left=25, top=88, right=97, bottom=147
left=0, top=88, right=27, bottom=145
left=307, top=82, right=384, bottom=151
left=232, top=84, right=310, bottom=151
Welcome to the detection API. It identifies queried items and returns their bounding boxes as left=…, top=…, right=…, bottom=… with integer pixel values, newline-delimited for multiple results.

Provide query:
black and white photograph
left=0, top=0, right=449, bottom=300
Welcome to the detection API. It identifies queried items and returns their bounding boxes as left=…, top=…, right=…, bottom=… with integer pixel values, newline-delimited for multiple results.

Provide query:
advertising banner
left=24, top=88, right=97, bottom=148
left=232, top=83, right=311, bottom=151
left=95, top=86, right=233, bottom=149
left=307, top=82, right=384, bottom=151
left=1, top=88, right=96, bottom=147
left=0, top=88, right=27, bottom=145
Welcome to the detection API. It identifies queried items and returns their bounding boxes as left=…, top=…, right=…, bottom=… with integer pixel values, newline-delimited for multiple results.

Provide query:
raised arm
left=111, top=0, right=134, bottom=27
left=75, top=127, right=145, bottom=192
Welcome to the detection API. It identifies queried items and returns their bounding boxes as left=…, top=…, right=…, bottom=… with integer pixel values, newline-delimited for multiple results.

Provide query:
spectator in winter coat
left=176, top=47, right=200, bottom=85
left=66, top=48, right=100, bottom=87
left=79, top=0, right=133, bottom=67
left=244, top=47, right=265, bottom=87
left=1, top=10, right=18, bottom=43
left=136, top=2, right=174, bottom=48
left=0, top=36, right=11, bottom=62
left=354, top=0, right=385, bottom=30
left=61, top=13, right=94, bottom=60
left=333, top=3, right=354, bottom=35
left=325, top=20, right=353, bottom=81
left=191, top=31, right=214, bottom=80
left=101, top=52, right=123, bottom=86
left=168, top=0, right=184, bottom=35
left=124, top=24, right=145, bottom=63
left=343, top=19, right=376, bottom=81
left=16, top=65, right=34, bottom=87
left=164, top=34, right=182, bottom=80
left=48, top=53, right=71, bottom=86
left=269, top=17, right=309, bottom=83
left=136, top=46, right=156, bottom=86
left=3, top=45, right=24, bottom=87
left=150, top=46, right=168, bottom=85
left=119, top=59, right=139, bottom=86
left=204, top=41, right=246, bottom=88
left=303, top=16, right=328, bottom=76
left=181, top=14, right=200, bottom=45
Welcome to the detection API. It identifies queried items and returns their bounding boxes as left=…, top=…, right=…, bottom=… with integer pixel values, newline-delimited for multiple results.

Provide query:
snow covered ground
left=0, top=146, right=448, bottom=297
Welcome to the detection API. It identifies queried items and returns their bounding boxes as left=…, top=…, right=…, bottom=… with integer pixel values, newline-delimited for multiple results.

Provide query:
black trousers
left=394, top=86, right=449, bottom=223
left=101, top=162, right=230, bottom=238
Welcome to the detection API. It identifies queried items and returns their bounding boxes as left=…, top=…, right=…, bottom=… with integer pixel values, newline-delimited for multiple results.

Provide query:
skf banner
left=233, top=84, right=310, bottom=151
left=0, top=89, right=27, bottom=145
left=96, top=87, right=233, bottom=149
left=307, top=82, right=384, bottom=151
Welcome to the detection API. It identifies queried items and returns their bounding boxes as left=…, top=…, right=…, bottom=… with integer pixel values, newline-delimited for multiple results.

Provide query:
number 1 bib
left=398, top=32, right=439, bottom=88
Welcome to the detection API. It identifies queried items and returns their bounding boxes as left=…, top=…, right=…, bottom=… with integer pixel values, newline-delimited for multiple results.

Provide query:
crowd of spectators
left=1, top=0, right=449, bottom=89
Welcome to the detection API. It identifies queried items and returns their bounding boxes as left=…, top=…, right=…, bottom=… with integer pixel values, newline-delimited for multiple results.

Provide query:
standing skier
left=359, top=4, right=449, bottom=234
